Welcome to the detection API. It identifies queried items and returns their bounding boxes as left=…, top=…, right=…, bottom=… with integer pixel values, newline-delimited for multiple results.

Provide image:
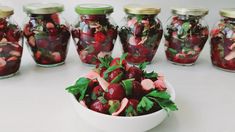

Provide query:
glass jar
left=72, top=4, right=118, bottom=65
left=119, top=5, right=163, bottom=64
left=210, top=8, right=235, bottom=72
left=0, top=6, right=23, bottom=79
left=164, top=8, right=209, bottom=65
left=23, top=3, right=71, bottom=67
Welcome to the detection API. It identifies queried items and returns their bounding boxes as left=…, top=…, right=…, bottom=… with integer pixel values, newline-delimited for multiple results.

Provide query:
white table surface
left=0, top=0, right=235, bottom=132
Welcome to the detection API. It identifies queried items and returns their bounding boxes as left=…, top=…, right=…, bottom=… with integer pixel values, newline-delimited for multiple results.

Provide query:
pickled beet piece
left=126, top=66, right=143, bottom=82
left=104, top=84, right=125, bottom=101
left=131, top=81, right=144, bottom=99
left=90, top=99, right=110, bottom=114
left=107, top=68, right=124, bottom=83
left=91, top=85, right=104, bottom=99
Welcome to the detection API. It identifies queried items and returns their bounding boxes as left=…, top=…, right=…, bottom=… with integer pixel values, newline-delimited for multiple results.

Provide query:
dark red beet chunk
left=104, top=84, right=125, bottom=101
left=90, top=100, right=109, bottom=114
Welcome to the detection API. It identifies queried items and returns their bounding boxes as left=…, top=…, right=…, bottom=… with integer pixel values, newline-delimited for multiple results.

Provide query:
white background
left=0, top=0, right=235, bottom=132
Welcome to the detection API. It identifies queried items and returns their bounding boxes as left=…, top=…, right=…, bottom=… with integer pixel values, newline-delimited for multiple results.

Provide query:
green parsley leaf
left=98, top=56, right=113, bottom=69
left=97, top=96, right=108, bottom=104
left=66, top=77, right=91, bottom=101
left=157, top=99, right=178, bottom=112
left=138, top=62, right=149, bottom=70
left=111, top=72, right=124, bottom=84
left=119, top=53, right=128, bottom=65
left=108, top=100, right=120, bottom=114
left=103, top=65, right=123, bottom=79
left=122, top=78, right=134, bottom=96
left=168, top=48, right=178, bottom=55
left=146, top=90, right=171, bottom=99
left=125, top=105, right=138, bottom=116
left=143, top=71, right=158, bottom=79
left=137, top=97, right=154, bottom=113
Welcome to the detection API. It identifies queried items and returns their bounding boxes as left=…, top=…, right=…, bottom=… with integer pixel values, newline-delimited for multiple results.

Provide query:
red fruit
left=48, top=28, right=58, bottom=36
left=90, top=100, right=109, bottom=114
left=94, top=32, right=106, bottom=43
left=104, top=84, right=125, bottom=101
left=132, top=81, right=144, bottom=99
left=107, top=68, right=124, bottom=83
left=91, top=85, right=104, bottom=98
left=126, top=66, right=143, bottom=82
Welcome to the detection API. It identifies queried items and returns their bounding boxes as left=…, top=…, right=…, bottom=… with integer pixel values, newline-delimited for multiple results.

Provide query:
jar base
left=36, top=61, right=65, bottom=68
left=0, top=72, right=17, bottom=79
left=167, top=60, right=195, bottom=66
left=213, top=65, right=235, bottom=73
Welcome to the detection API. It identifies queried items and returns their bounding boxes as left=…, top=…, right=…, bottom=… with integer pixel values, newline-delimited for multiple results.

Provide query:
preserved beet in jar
left=119, top=5, right=163, bottom=64
left=0, top=6, right=23, bottom=79
left=23, top=3, right=70, bottom=67
left=210, top=8, right=235, bottom=72
left=164, top=8, right=209, bottom=65
left=72, top=4, right=118, bottom=65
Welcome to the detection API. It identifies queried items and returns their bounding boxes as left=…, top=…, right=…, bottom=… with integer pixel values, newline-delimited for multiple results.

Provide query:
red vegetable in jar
left=210, top=8, right=235, bottom=72
left=0, top=6, right=23, bottom=79
left=72, top=4, right=118, bottom=65
left=119, top=4, right=163, bottom=64
left=164, top=8, right=209, bottom=65
left=23, top=3, right=70, bottom=67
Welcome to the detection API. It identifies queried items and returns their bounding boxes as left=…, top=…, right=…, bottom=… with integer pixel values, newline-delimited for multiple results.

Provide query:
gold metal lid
left=23, top=3, right=64, bottom=14
left=0, top=6, right=14, bottom=18
left=171, top=7, right=208, bottom=17
left=220, top=8, right=235, bottom=18
left=124, top=4, right=161, bottom=15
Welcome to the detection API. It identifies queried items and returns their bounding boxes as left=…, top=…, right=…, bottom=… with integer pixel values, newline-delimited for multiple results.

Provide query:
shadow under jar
left=164, top=8, right=209, bottom=66
left=72, top=4, right=118, bottom=65
left=23, top=3, right=71, bottom=67
left=0, top=6, right=23, bottom=79
left=210, top=8, right=235, bottom=72
left=119, top=5, right=163, bottom=64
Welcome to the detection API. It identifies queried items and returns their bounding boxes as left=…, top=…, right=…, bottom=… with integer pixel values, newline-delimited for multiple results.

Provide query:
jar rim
left=0, top=6, right=14, bottom=18
left=220, top=8, right=235, bottom=18
left=75, top=4, right=113, bottom=15
left=23, top=3, right=64, bottom=14
left=124, top=4, right=161, bottom=15
left=171, top=7, right=208, bottom=17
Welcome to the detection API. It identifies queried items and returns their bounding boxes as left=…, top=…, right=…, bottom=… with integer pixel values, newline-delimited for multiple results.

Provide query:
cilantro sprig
left=66, top=77, right=91, bottom=101
left=137, top=90, right=178, bottom=113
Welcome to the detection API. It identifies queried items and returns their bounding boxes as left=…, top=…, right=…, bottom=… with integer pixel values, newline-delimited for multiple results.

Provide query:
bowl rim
left=69, top=80, right=176, bottom=120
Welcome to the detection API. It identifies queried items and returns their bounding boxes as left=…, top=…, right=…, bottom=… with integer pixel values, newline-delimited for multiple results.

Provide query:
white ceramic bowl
left=69, top=80, right=176, bottom=132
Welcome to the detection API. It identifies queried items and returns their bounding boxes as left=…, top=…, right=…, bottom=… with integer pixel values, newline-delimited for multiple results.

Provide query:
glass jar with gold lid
left=0, top=6, right=23, bottom=79
left=23, top=3, right=71, bottom=67
left=210, top=8, right=235, bottom=72
left=71, top=4, right=118, bottom=65
left=119, top=4, right=163, bottom=64
left=164, top=8, right=209, bottom=65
